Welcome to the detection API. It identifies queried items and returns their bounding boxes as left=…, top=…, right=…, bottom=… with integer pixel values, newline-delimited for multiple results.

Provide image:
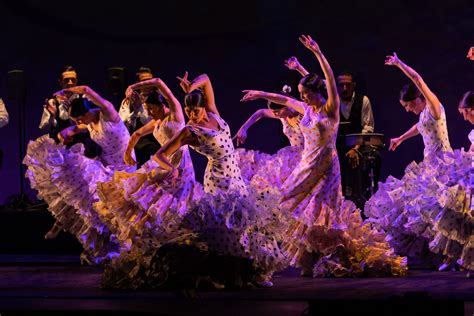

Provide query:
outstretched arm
left=284, top=56, right=309, bottom=77
left=385, top=53, right=441, bottom=119
left=233, top=109, right=278, bottom=146
left=300, top=35, right=340, bottom=119
left=389, top=123, right=419, bottom=151
left=60, top=86, right=120, bottom=123
left=126, top=78, right=184, bottom=123
left=241, top=90, right=306, bottom=114
left=177, top=72, right=220, bottom=116
left=58, top=124, right=89, bottom=144
left=124, top=119, right=157, bottom=166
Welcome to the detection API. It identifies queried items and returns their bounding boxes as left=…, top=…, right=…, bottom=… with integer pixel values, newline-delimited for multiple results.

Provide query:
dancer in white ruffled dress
left=363, top=53, right=468, bottom=269
left=234, top=85, right=303, bottom=191
left=24, top=86, right=135, bottom=264
left=95, top=77, right=197, bottom=254
left=241, top=35, right=407, bottom=278
left=429, top=91, right=474, bottom=277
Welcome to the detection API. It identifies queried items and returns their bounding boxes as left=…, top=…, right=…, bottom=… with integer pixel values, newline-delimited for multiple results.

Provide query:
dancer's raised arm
left=177, top=72, right=220, bottom=117
left=125, top=78, right=184, bottom=123
left=285, top=56, right=309, bottom=76
left=300, top=35, right=340, bottom=118
left=61, top=86, right=120, bottom=123
left=385, top=53, right=441, bottom=119
left=233, top=109, right=279, bottom=146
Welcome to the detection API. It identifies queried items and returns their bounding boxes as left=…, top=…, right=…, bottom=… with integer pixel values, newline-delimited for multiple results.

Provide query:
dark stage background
left=0, top=0, right=472, bottom=204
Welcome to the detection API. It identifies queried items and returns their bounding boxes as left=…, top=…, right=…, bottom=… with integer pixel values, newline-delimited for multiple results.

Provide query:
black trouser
left=337, top=144, right=382, bottom=211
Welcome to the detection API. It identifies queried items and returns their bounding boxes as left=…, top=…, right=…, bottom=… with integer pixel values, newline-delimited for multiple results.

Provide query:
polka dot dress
left=187, top=112, right=247, bottom=195
left=281, top=116, right=304, bottom=147
left=24, top=112, right=134, bottom=264
left=281, top=106, right=342, bottom=225
left=236, top=115, right=303, bottom=192
left=95, top=114, right=197, bottom=253
left=88, top=112, right=135, bottom=170
left=417, top=104, right=452, bottom=157
left=428, top=129, right=473, bottom=271
left=363, top=104, right=473, bottom=266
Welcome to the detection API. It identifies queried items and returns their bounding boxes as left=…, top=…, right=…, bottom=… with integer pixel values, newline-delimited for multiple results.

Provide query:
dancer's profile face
left=185, top=106, right=206, bottom=123
left=298, top=84, right=319, bottom=105
left=459, top=107, right=474, bottom=124
left=145, top=103, right=165, bottom=120
left=399, top=97, right=424, bottom=115
left=70, top=111, right=94, bottom=125
left=273, top=107, right=297, bottom=119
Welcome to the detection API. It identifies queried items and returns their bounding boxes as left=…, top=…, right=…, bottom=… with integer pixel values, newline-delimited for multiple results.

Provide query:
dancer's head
left=184, top=90, right=206, bottom=123
left=144, top=90, right=168, bottom=120
left=399, top=83, right=425, bottom=115
left=298, top=73, right=326, bottom=106
left=135, top=67, right=153, bottom=82
left=268, top=103, right=298, bottom=119
left=458, top=91, right=474, bottom=124
left=68, top=97, right=95, bottom=125
left=337, top=71, right=356, bottom=101
left=135, top=67, right=155, bottom=97
left=59, top=66, right=78, bottom=89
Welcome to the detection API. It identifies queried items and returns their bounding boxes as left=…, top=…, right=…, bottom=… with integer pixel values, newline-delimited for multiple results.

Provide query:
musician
left=39, top=66, right=101, bottom=158
left=336, top=71, right=380, bottom=209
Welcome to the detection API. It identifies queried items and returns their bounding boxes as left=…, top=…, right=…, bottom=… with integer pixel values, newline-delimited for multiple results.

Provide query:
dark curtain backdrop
left=0, top=0, right=473, bottom=203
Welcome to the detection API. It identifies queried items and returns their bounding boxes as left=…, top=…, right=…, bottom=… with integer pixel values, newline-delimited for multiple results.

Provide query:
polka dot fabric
left=278, top=106, right=407, bottom=276
left=95, top=115, right=197, bottom=254
left=428, top=130, right=473, bottom=270
left=236, top=115, right=303, bottom=193
left=187, top=112, right=247, bottom=195
left=364, top=104, right=469, bottom=265
left=24, top=113, right=134, bottom=264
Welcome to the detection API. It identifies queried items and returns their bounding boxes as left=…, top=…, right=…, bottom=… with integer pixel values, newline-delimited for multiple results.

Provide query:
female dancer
left=234, top=83, right=303, bottom=190
left=24, top=86, right=134, bottom=264
left=95, top=77, right=196, bottom=254
left=103, top=73, right=287, bottom=289
left=429, top=91, right=473, bottom=277
left=364, top=53, right=456, bottom=269
left=241, top=35, right=406, bottom=277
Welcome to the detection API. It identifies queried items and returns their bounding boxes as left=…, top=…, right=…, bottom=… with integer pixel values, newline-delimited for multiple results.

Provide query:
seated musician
left=336, top=71, right=381, bottom=209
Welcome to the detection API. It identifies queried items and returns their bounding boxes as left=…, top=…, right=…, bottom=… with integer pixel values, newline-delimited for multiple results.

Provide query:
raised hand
left=385, top=53, right=401, bottom=66
left=299, top=35, right=320, bottom=53
left=467, top=47, right=474, bottom=60
left=241, top=90, right=263, bottom=102
left=285, top=56, right=301, bottom=70
left=177, top=71, right=191, bottom=93
left=123, top=149, right=136, bottom=166
left=389, top=137, right=402, bottom=151
left=232, top=128, right=248, bottom=146
left=44, top=98, right=56, bottom=115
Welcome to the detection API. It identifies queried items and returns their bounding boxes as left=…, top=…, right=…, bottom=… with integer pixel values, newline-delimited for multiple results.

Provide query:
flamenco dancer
left=234, top=81, right=303, bottom=190
left=364, top=52, right=462, bottom=269
left=24, top=86, right=134, bottom=264
left=428, top=91, right=474, bottom=277
left=241, top=35, right=406, bottom=277
left=102, top=73, right=287, bottom=289
left=95, top=76, right=197, bottom=256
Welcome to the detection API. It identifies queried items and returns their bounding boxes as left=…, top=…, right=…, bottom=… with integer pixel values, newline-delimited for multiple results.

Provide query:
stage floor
left=0, top=255, right=472, bottom=316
